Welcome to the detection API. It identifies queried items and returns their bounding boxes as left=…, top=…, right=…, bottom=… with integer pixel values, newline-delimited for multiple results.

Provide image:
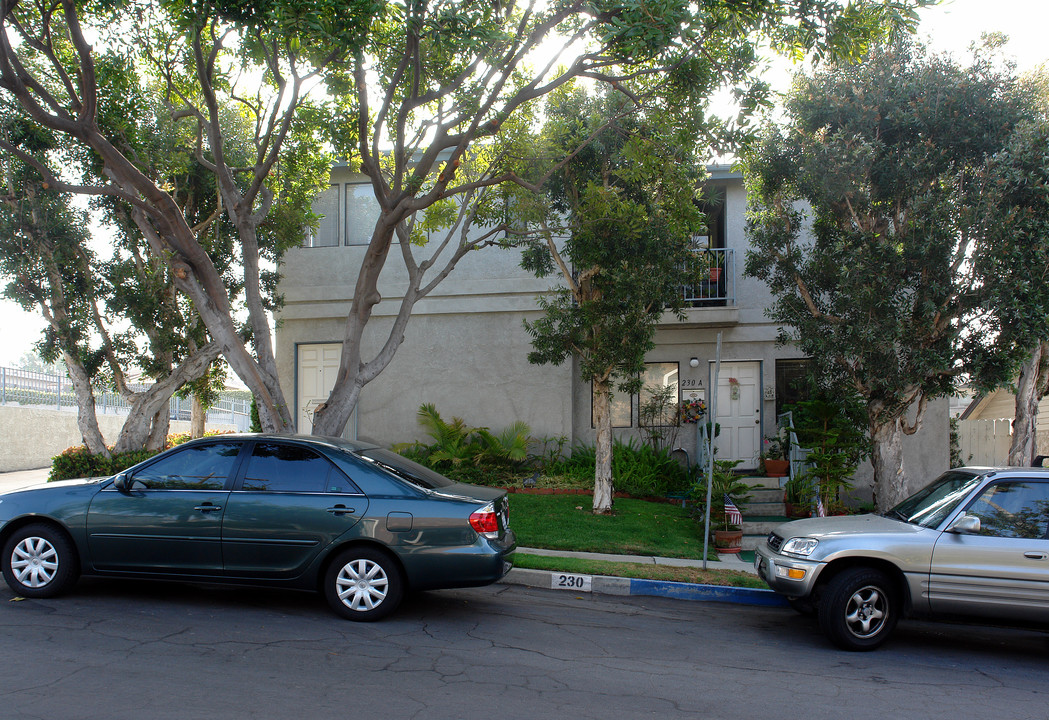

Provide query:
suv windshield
left=886, top=470, right=983, bottom=528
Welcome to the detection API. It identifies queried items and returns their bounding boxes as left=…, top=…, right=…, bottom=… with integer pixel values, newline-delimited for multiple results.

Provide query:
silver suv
left=755, top=467, right=1049, bottom=650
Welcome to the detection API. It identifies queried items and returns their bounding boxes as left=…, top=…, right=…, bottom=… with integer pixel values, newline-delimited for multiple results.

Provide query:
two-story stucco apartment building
left=275, top=164, right=947, bottom=495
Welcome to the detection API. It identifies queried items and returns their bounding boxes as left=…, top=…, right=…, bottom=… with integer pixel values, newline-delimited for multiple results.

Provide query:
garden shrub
left=50, top=446, right=158, bottom=482
left=391, top=403, right=534, bottom=485
left=546, top=439, right=690, bottom=497
left=49, top=430, right=236, bottom=481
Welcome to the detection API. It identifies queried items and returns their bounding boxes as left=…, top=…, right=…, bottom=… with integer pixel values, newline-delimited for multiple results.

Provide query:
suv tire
left=818, top=566, right=898, bottom=651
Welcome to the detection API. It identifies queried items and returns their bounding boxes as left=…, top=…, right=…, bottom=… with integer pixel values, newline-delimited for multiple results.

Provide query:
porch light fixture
left=689, top=357, right=699, bottom=368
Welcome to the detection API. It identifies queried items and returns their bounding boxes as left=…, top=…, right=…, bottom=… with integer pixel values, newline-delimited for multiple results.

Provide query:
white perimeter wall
left=0, top=405, right=236, bottom=472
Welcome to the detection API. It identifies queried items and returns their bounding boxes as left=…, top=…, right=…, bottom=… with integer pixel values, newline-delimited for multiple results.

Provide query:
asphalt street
left=2, top=576, right=1048, bottom=720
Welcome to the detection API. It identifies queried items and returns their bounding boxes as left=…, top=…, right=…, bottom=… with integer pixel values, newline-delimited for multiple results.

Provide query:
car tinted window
left=965, top=481, right=1049, bottom=539
left=358, top=448, right=455, bottom=489
left=133, top=442, right=241, bottom=490
left=242, top=442, right=344, bottom=493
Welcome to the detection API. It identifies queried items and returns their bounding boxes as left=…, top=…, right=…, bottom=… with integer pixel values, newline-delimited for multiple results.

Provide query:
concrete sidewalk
left=0, top=467, right=49, bottom=493
left=0, top=466, right=784, bottom=608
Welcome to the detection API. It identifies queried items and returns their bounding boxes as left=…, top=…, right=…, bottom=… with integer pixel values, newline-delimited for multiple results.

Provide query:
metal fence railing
left=682, top=247, right=735, bottom=306
left=0, top=366, right=251, bottom=431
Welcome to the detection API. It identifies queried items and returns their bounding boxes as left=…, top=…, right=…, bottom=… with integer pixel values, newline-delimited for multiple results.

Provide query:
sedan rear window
left=358, top=449, right=455, bottom=490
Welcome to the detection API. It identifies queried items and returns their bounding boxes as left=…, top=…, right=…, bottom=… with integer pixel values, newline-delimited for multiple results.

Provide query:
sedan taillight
left=469, top=503, right=500, bottom=538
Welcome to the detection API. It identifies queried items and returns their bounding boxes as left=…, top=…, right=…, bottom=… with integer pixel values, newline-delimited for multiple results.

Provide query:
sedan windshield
left=886, top=470, right=983, bottom=528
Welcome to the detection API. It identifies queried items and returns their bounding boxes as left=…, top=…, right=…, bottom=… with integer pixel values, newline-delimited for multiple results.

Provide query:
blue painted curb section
left=502, top=568, right=788, bottom=608
left=628, top=578, right=789, bottom=607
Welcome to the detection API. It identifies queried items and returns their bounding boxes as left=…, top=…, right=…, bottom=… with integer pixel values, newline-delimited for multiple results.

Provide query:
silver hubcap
left=11, top=536, right=59, bottom=588
left=845, top=584, right=887, bottom=638
left=335, top=558, right=388, bottom=612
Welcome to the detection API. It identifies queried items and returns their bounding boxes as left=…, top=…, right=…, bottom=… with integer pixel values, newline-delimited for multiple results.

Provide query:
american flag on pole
left=816, top=496, right=827, bottom=517
left=724, top=494, right=743, bottom=526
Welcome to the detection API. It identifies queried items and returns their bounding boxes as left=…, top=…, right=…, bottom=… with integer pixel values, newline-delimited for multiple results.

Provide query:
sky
left=0, top=0, right=1045, bottom=370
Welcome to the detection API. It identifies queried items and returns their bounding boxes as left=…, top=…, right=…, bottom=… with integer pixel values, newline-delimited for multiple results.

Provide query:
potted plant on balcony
left=705, top=249, right=724, bottom=282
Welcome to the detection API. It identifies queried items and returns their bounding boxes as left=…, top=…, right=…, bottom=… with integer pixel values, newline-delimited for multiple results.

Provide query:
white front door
left=711, top=360, right=761, bottom=468
left=297, top=343, right=351, bottom=435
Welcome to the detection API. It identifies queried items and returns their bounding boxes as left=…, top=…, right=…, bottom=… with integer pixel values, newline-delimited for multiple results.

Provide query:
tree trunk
left=147, top=406, right=170, bottom=451
left=111, top=344, right=222, bottom=453
left=1008, top=342, right=1047, bottom=466
left=592, top=378, right=614, bottom=514
left=191, top=394, right=206, bottom=438
left=62, top=352, right=110, bottom=458
left=870, top=417, right=907, bottom=512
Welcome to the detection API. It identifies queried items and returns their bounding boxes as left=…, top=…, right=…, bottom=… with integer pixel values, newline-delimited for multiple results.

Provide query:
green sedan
left=0, top=434, right=516, bottom=621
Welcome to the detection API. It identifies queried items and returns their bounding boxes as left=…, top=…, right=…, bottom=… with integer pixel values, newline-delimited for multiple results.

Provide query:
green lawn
left=507, top=493, right=714, bottom=560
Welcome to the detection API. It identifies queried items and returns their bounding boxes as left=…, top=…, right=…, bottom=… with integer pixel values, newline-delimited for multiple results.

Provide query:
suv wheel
left=818, top=567, right=898, bottom=651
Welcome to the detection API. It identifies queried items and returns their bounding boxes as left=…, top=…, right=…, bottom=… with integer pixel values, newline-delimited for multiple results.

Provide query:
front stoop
left=739, top=476, right=787, bottom=551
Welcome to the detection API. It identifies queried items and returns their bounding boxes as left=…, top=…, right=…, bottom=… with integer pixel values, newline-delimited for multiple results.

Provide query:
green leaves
left=744, top=37, right=1043, bottom=426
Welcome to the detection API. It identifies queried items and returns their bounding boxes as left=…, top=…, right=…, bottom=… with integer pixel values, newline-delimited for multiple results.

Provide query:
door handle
left=1023, top=551, right=1048, bottom=560
left=194, top=504, right=222, bottom=513
left=327, top=505, right=356, bottom=516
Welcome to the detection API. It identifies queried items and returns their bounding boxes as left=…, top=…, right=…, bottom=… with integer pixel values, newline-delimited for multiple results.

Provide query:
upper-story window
left=303, top=182, right=379, bottom=248
left=304, top=184, right=340, bottom=247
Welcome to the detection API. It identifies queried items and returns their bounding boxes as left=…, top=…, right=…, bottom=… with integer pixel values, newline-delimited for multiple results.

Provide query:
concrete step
left=742, top=534, right=767, bottom=551
left=739, top=475, right=783, bottom=489
left=746, top=487, right=785, bottom=502
left=741, top=519, right=784, bottom=535
left=746, top=501, right=786, bottom=516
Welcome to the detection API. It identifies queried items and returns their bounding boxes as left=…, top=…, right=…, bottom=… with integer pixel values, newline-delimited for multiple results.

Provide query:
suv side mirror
left=947, top=513, right=981, bottom=534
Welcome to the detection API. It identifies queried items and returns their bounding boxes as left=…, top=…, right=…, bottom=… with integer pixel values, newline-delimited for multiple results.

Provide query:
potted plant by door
left=761, top=430, right=790, bottom=477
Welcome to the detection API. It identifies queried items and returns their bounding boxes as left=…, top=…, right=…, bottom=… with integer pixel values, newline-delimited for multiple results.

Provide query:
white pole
left=702, top=332, right=723, bottom=570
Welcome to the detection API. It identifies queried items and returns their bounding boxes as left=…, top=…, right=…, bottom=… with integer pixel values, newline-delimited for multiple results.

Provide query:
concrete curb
left=502, top=568, right=788, bottom=608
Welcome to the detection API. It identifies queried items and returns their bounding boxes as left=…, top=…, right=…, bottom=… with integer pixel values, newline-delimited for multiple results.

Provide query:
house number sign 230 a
left=552, top=573, right=593, bottom=592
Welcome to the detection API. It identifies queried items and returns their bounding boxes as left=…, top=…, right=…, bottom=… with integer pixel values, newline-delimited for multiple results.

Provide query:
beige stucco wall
left=277, top=166, right=575, bottom=445
left=0, top=405, right=236, bottom=472
left=276, top=166, right=951, bottom=490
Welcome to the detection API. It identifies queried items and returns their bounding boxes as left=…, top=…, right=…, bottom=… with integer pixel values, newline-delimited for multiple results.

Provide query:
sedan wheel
left=818, top=567, right=898, bottom=651
left=2, top=524, right=79, bottom=598
left=324, top=547, right=404, bottom=621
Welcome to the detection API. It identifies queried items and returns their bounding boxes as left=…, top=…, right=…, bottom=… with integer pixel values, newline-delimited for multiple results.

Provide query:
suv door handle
left=327, top=505, right=356, bottom=516
left=1024, top=551, right=1047, bottom=560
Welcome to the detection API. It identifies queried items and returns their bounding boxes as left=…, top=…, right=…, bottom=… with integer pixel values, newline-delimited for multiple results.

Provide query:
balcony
left=682, top=247, right=734, bottom=306
left=661, top=247, right=738, bottom=328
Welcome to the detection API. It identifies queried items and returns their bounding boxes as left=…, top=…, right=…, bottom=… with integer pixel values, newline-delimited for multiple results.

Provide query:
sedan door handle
left=194, top=504, right=223, bottom=513
left=1024, top=551, right=1048, bottom=560
left=327, top=505, right=356, bottom=516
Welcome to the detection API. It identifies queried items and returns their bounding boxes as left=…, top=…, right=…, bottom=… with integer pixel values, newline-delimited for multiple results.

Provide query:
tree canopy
left=0, top=0, right=928, bottom=447
left=744, top=38, right=1044, bottom=508
left=515, top=86, right=706, bottom=513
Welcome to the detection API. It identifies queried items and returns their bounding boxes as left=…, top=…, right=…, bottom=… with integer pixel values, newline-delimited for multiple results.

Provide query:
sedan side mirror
left=113, top=473, right=132, bottom=493
left=947, top=513, right=981, bottom=534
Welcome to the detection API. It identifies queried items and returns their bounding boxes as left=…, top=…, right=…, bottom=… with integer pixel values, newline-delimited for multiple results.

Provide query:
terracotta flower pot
left=714, top=529, right=743, bottom=554
left=764, top=459, right=790, bottom=477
